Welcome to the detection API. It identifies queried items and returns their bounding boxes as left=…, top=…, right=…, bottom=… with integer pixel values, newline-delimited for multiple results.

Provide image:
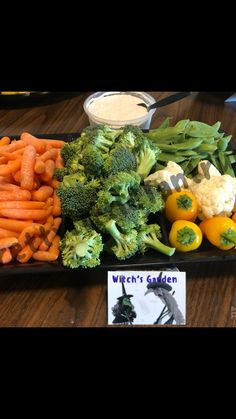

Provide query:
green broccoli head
left=119, top=125, right=144, bottom=149
left=61, top=141, right=83, bottom=165
left=81, top=125, right=121, bottom=154
left=81, top=145, right=106, bottom=177
left=134, top=137, right=161, bottom=179
left=130, top=185, right=165, bottom=215
left=103, top=171, right=141, bottom=205
left=137, top=224, right=175, bottom=256
left=57, top=181, right=97, bottom=220
left=105, top=219, right=138, bottom=260
left=103, top=145, right=136, bottom=177
left=110, top=204, right=148, bottom=233
left=73, top=218, right=94, bottom=232
left=54, top=167, right=69, bottom=182
left=60, top=227, right=104, bottom=269
left=62, top=172, right=87, bottom=188
left=90, top=211, right=112, bottom=233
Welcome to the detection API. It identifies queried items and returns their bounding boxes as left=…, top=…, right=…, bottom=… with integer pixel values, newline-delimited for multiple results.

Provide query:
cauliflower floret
left=189, top=174, right=236, bottom=220
left=197, top=160, right=221, bottom=178
left=144, top=161, right=188, bottom=195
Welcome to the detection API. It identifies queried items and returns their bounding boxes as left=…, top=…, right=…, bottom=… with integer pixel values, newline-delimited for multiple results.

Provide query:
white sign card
left=107, top=270, right=186, bottom=326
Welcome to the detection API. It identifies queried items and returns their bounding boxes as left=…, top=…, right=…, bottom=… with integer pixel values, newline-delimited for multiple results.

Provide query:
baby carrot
left=17, top=237, right=43, bottom=264
left=55, top=149, right=64, bottom=168
left=0, top=137, right=11, bottom=147
left=40, top=160, right=55, bottom=183
left=0, top=140, right=26, bottom=155
left=0, top=228, right=19, bottom=238
left=0, top=201, right=46, bottom=209
left=0, top=157, right=7, bottom=164
left=39, top=217, right=62, bottom=251
left=0, top=248, right=13, bottom=264
left=38, top=139, right=65, bottom=149
left=20, top=133, right=46, bottom=154
left=21, top=144, right=37, bottom=191
left=52, top=190, right=61, bottom=216
left=0, top=218, right=33, bottom=232
left=38, top=148, right=57, bottom=162
left=18, top=223, right=42, bottom=248
left=34, top=159, right=45, bottom=174
left=13, top=170, right=21, bottom=183
left=31, top=185, right=53, bottom=202
left=0, top=183, right=21, bottom=191
left=0, top=190, right=31, bottom=201
left=0, top=237, right=18, bottom=250
left=0, top=207, right=52, bottom=221
left=48, top=178, right=60, bottom=189
left=33, top=235, right=60, bottom=262
left=0, top=159, right=22, bottom=176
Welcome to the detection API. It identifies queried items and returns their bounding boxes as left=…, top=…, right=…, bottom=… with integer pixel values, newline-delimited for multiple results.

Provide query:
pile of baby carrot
left=0, top=132, right=65, bottom=265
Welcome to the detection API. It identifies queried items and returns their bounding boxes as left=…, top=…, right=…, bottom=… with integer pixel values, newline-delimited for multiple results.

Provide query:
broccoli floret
left=137, top=224, right=175, bottom=256
left=103, top=171, right=141, bottom=205
left=86, top=178, right=102, bottom=190
left=73, top=218, right=94, bottom=231
left=81, top=145, right=106, bottom=177
left=60, top=227, right=103, bottom=269
left=119, top=125, right=144, bottom=149
left=57, top=180, right=97, bottom=220
left=54, top=167, right=69, bottom=182
left=61, top=141, right=83, bottom=165
left=66, top=155, right=85, bottom=174
left=62, top=172, right=87, bottom=188
left=105, top=220, right=138, bottom=260
left=110, top=204, right=147, bottom=233
left=95, top=190, right=117, bottom=214
left=130, top=185, right=165, bottom=215
left=103, top=145, right=136, bottom=176
left=134, top=137, right=161, bottom=179
left=90, top=212, right=112, bottom=233
left=81, top=125, right=121, bottom=154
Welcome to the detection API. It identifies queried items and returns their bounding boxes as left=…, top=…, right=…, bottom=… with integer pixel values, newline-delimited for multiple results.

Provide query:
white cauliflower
left=189, top=174, right=236, bottom=220
left=144, top=161, right=188, bottom=194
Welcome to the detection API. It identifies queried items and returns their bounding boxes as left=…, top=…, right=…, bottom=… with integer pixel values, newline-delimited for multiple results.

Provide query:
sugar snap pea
left=159, top=117, right=172, bottom=128
left=147, top=127, right=183, bottom=142
left=196, top=144, right=218, bottom=152
left=185, top=121, right=221, bottom=137
left=217, top=135, right=232, bottom=151
left=157, top=152, right=186, bottom=163
left=175, top=120, right=190, bottom=130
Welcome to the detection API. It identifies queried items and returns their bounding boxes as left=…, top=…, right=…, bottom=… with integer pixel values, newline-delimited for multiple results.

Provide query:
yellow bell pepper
left=169, top=220, right=203, bottom=252
left=165, top=191, right=198, bottom=223
left=199, top=216, right=236, bottom=250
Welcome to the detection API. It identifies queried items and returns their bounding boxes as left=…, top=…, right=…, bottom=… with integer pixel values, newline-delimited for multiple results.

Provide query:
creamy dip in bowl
left=83, top=91, right=156, bottom=129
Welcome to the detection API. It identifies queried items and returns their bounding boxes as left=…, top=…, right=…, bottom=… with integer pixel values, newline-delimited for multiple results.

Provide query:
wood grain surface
left=0, top=91, right=236, bottom=327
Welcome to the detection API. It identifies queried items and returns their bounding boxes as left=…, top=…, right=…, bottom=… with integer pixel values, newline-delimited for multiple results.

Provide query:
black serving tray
left=0, top=132, right=236, bottom=276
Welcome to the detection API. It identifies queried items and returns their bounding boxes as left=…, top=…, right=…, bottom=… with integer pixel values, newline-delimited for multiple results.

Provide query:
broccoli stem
left=144, top=234, right=175, bottom=256
left=76, top=241, right=89, bottom=257
left=106, top=220, right=122, bottom=243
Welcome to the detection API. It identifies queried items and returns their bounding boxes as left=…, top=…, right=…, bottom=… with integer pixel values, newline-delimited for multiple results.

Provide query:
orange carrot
left=40, top=160, right=55, bottom=183
left=0, top=140, right=26, bottom=155
left=21, top=144, right=36, bottom=191
left=0, top=237, right=18, bottom=250
left=0, top=248, right=13, bottom=264
left=34, top=159, right=45, bottom=174
left=0, top=207, right=52, bottom=221
left=0, top=190, right=31, bottom=201
left=0, top=137, right=11, bottom=147
left=45, top=215, right=54, bottom=226
left=0, top=228, right=19, bottom=238
left=38, top=148, right=57, bottom=162
left=52, top=190, right=61, bottom=216
left=20, top=132, right=46, bottom=154
left=0, top=159, right=22, bottom=176
left=39, top=217, right=62, bottom=251
left=37, top=139, right=65, bottom=149
left=0, top=183, right=21, bottom=191
left=49, top=234, right=60, bottom=256
left=33, top=235, right=60, bottom=261
left=18, top=223, right=43, bottom=248
left=48, top=178, right=60, bottom=189
left=17, top=237, right=43, bottom=264
left=0, top=174, right=14, bottom=183
left=0, top=218, right=32, bottom=232
left=31, top=185, right=53, bottom=202
left=55, top=149, right=64, bottom=168
left=0, top=157, right=7, bottom=164
left=13, top=170, right=21, bottom=183
left=0, top=201, right=46, bottom=209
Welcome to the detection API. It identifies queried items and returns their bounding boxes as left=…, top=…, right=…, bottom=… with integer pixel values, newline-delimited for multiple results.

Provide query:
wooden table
left=0, top=91, right=236, bottom=327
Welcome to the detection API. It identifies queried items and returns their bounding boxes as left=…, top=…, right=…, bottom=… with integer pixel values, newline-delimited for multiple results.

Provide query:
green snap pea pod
left=228, top=154, right=236, bottom=164
left=157, top=152, right=187, bottom=163
left=218, top=151, right=229, bottom=174
left=179, top=160, right=190, bottom=172
left=154, top=162, right=167, bottom=171
left=147, top=127, right=183, bottom=143
left=217, top=135, right=232, bottom=151
left=224, top=157, right=235, bottom=177
left=196, top=144, right=218, bottom=152
left=184, top=157, right=201, bottom=176
left=159, top=117, right=172, bottom=128
left=175, top=119, right=190, bottom=130
left=156, top=138, right=202, bottom=152
left=211, top=121, right=221, bottom=132
left=175, top=150, right=198, bottom=157
left=209, top=155, right=222, bottom=172
left=202, top=137, right=215, bottom=144
left=185, top=121, right=221, bottom=138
